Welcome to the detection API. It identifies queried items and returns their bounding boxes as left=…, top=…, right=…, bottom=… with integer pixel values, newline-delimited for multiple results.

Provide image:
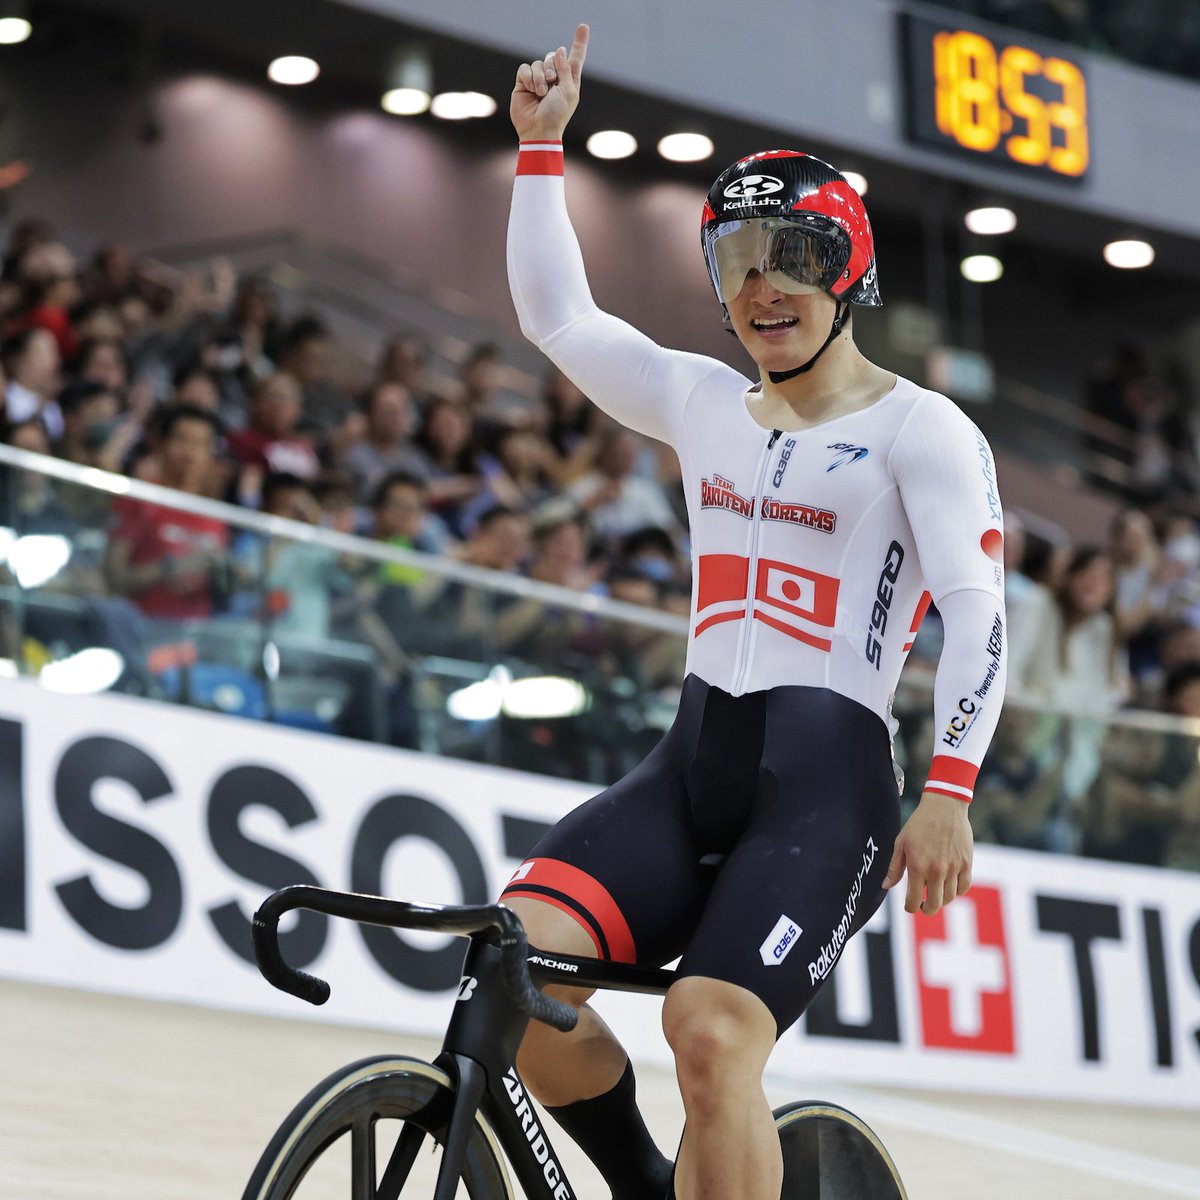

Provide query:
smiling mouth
left=750, top=316, right=799, bottom=334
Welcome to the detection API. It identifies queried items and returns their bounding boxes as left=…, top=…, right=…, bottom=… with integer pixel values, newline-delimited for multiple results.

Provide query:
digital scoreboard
left=902, top=13, right=1090, bottom=180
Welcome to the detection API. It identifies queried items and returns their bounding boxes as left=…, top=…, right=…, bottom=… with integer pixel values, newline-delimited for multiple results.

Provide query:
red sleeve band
left=516, top=140, right=564, bottom=176
left=923, top=754, right=978, bottom=802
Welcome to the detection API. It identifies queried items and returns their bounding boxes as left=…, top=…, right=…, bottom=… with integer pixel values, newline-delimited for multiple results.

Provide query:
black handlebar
left=251, top=885, right=579, bottom=1033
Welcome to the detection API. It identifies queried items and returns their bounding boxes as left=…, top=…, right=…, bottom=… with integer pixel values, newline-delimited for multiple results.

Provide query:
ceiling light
left=961, top=254, right=1004, bottom=283
left=587, top=130, right=637, bottom=159
left=842, top=170, right=868, bottom=196
left=965, top=206, right=1017, bottom=236
left=430, top=91, right=496, bottom=120
left=1104, top=239, right=1154, bottom=269
left=267, top=56, right=320, bottom=86
left=657, top=133, right=714, bottom=163
left=0, top=16, right=31, bottom=44
left=382, top=87, right=430, bottom=116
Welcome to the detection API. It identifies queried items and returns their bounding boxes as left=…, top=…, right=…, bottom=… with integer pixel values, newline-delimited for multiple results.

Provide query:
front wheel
left=775, top=1100, right=908, bottom=1200
left=242, top=1055, right=514, bottom=1200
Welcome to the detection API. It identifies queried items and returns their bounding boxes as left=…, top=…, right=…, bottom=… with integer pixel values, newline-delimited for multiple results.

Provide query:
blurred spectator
left=568, top=427, right=680, bottom=544
left=460, top=426, right=556, bottom=531
left=313, top=470, right=359, bottom=536
left=104, top=405, right=229, bottom=620
left=411, top=395, right=486, bottom=534
left=1109, top=507, right=1167, bottom=679
left=1009, top=546, right=1129, bottom=710
left=276, top=315, right=349, bottom=437
left=2, top=328, right=63, bottom=440
left=540, top=366, right=602, bottom=484
left=455, top=341, right=503, bottom=418
left=75, top=337, right=129, bottom=395
left=527, top=511, right=602, bottom=591
left=57, top=380, right=124, bottom=470
left=233, top=472, right=351, bottom=640
left=377, top=331, right=430, bottom=395
left=227, top=371, right=320, bottom=488
left=11, top=242, right=81, bottom=360
left=370, top=471, right=447, bottom=565
left=172, top=366, right=222, bottom=413
left=620, top=525, right=685, bottom=586
left=340, top=380, right=426, bottom=502
left=2, top=217, right=55, bottom=280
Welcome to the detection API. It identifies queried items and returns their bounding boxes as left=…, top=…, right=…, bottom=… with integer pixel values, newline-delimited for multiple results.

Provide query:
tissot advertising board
left=1, top=678, right=1197, bottom=1107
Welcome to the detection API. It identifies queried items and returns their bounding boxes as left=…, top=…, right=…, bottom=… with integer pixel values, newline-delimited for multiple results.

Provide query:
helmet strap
left=767, top=302, right=848, bottom=384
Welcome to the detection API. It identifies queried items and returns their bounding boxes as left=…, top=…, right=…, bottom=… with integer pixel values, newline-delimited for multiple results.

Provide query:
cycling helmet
left=701, top=150, right=881, bottom=381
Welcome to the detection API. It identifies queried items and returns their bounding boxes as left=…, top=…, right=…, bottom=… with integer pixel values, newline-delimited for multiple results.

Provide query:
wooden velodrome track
left=3, top=979, right=1198, bottom=1199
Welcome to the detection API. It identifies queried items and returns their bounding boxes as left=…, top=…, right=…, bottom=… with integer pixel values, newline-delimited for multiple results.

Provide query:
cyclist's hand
left=882, top=791, right=973, bottom=916
left=511, top=23, right=589, bottom=142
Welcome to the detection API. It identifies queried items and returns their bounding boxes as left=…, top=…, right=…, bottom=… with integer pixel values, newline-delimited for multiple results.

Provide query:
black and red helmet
left=701, top=150, right=881, bottom=309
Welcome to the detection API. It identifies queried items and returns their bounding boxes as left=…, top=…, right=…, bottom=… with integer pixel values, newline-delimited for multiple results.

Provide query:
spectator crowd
left=3, top=217, right=1200, bottom=869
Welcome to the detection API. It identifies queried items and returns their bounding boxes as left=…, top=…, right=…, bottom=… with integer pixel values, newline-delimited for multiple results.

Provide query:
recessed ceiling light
left=961, top=254, right=1004, bottom=283
left=965, top=206, right=1017, bottom=235
left=0, top=16, right=32, bottom=44
left=381, top=87, right=431, bottom=116
left=842, top=170, right=868, bottom=196
left=657, top=133, right=714, bottom=163
left=430, top=91, right=496, bottom=120
left=267, top=56, right=319, bottom=86
left=1103, top=239, right=1154, bottom=269
left=587, top=130, right=638, bottom=159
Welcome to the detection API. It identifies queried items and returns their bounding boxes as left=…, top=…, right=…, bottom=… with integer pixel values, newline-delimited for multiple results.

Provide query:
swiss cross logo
left=912, top=885, right=1015, bottom=1054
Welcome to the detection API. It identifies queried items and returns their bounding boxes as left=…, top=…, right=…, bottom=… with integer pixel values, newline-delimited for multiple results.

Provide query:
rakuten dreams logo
left=503, top=1067, right=573, bottom=1200
left=761, top=496, right=837, bottom=534
left=808, top=836, right=878, bottom=984
left=700, top=474, right=755, bottom=519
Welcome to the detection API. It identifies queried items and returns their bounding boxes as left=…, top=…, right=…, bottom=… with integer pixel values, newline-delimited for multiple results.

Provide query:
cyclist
left=502, top=25, right=1007, bottom=1200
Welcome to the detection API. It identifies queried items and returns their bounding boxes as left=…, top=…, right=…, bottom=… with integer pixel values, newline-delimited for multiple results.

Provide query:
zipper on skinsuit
left=731, top=428, right=781, bottom=695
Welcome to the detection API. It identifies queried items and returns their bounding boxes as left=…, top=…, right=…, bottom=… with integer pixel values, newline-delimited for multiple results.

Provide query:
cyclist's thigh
left=501, top=713, right=711, bottom=970
left=677, top=687, right=901, bottom=1035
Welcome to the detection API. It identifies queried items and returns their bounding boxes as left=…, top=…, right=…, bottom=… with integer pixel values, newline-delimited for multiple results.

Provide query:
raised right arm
left=507, top=28, right=736, bottom=446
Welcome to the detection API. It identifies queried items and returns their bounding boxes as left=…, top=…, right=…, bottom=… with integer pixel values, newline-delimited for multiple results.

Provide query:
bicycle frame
left=252, top=885, right=676, bottom=1200
left=432, top=937, right=675, bottom=1200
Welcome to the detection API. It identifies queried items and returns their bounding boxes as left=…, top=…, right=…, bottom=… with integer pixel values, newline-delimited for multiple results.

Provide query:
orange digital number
left=933, top=30, right=1001, bottom=152
left=1044, top=56, right=1090, bottom=177
left=999, top=45, right=1050, bottom=166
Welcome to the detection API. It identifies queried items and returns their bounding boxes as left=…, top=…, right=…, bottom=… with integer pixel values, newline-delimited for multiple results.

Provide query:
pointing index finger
left=568, top=23, right=589, bottom=79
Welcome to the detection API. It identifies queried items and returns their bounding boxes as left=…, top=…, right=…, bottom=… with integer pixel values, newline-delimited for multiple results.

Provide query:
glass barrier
left=1, top=449, right=1198, bottom=874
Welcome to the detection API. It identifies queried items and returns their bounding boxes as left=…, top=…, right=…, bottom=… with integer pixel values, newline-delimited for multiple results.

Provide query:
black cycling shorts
left=500, top=674, right=902, bottom=1035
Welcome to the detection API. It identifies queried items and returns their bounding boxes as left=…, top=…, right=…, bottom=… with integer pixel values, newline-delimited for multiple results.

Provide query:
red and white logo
left=695, top=554, right=839, bottom=650
left=912, top=885, right=1015, bottom=1054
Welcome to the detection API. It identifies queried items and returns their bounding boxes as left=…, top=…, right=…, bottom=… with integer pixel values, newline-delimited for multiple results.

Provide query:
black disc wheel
left=241, top=1055, right=513, bottom=1200
left=775, top=1100, right=908, bottom=1200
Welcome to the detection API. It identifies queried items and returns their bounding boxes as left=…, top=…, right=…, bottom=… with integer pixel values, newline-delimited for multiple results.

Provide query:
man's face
left=160, top=417, right=215, bottom=485
left=375, top=484, right=425, bottom=540
left=254, top=375, right=302, bottom=436
left=368, top=384, right=411, bottom=443
left=16, top=329, right=61, bottom=395
left=81, top=343, right=127, bottom=392
left=724, top=269, right=840, bottom=377
left=480, top=515, right=531, bottom=570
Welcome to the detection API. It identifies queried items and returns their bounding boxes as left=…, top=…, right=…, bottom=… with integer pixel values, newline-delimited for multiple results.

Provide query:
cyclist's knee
left=663, top=977, right=776, bottom=1106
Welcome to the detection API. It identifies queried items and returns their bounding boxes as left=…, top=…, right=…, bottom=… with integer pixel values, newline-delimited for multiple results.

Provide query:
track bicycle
left=243, top=884, right=908, bottom=1200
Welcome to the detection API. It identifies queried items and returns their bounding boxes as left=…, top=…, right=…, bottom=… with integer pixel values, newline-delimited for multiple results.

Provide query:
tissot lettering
left=865, top=541, right=905, bottom=669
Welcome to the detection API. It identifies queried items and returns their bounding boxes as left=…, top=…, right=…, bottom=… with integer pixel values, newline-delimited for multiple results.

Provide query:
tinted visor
left=705, top=217, right=851, bottom=304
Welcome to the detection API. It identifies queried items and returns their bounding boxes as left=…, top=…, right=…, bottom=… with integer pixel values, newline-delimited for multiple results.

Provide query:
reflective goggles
left=704, top=217, right=850, bottom=305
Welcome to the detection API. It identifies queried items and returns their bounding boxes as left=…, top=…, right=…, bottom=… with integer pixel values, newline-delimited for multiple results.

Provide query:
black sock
left=546, top=1059, right=674, bottom=1200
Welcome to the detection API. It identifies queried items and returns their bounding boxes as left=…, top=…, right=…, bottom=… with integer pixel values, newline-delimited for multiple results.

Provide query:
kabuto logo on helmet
left=723, top=174, right=785, bottom=199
